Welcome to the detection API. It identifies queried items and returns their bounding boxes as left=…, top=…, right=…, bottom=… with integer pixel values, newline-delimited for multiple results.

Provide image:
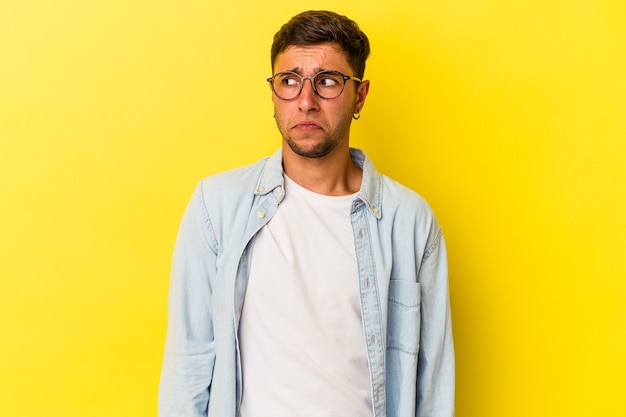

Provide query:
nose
left=297, top=77, right=319, bottom=112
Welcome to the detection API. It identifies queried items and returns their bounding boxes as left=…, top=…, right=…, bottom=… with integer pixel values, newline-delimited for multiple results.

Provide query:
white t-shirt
left=237, top=175, right=373, bottom=417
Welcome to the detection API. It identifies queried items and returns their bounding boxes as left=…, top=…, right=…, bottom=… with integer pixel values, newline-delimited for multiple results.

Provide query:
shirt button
left=370, top=334, right=376, bottom=345
left=365, top=278, right=370, bottom=289
left=257, top=211, right=265, bottom=219
left=358, top=229, right=363, bottom=239
left=275, top=186, right=282, bottom=194
left=372, top=207, right=379, bottom=214
left=257, top=186, right=265, bottom=193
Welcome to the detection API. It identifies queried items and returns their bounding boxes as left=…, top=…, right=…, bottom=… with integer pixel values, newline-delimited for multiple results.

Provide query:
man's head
left=269, top=11, right=371, bottom=161
left=271, top=11, right=370, bottom=79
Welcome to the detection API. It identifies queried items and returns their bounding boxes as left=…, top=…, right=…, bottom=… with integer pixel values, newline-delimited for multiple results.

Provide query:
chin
left=286, top=138, right=337, bottom=159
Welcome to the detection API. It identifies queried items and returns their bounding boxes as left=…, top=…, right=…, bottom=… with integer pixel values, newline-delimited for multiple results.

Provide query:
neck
left=282, top=144, right=362, bottom=196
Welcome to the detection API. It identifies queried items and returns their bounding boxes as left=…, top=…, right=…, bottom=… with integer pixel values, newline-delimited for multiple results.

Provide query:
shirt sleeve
left=416, top=227, right=455, bottom=417
left=159, top=183, right=218, bottom=417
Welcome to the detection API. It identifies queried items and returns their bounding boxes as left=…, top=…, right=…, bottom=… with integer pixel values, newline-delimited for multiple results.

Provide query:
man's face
left=271, top=43, right=369, bottom=159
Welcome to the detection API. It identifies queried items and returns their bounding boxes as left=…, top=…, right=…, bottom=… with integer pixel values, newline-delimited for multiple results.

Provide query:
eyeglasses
left=267, top=70, right=362, bottom=100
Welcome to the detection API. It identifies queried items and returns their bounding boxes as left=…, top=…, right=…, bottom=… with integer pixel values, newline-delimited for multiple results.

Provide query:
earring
left=353, top=111, right=361, bottom=120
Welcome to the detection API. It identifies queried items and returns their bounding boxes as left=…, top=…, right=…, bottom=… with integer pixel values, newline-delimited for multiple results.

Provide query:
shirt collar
left=254, top=147, right=383, bottom=219
left=350, top=148, right=383, bottom=219
left=253, top=148, right=285, bottom=196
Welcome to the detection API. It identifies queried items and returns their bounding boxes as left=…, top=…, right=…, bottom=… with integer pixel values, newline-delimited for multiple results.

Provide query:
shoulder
left=187, top=156, right=271, bottom=229
left=380, top=174, right=435, bottom=219
left=185, top=157, right=274, bottom=248
left=379, top=174, right=442, bottom=253
left=356, top=148, right=432, bottom=219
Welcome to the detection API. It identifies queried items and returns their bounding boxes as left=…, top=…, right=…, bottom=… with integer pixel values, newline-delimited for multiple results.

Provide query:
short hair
left=271, top=10, right=371, bottom=79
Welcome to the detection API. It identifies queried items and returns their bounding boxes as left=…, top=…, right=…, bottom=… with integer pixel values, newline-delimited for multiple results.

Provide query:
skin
left=271, top=43, right=370, bottom=196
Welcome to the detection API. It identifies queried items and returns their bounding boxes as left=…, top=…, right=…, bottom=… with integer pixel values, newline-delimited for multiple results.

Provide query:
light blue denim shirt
left=159, top=148, right=454, bottom=417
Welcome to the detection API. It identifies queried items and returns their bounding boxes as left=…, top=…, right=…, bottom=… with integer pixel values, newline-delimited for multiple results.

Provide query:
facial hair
left=275, top=109, right=354, bottom=159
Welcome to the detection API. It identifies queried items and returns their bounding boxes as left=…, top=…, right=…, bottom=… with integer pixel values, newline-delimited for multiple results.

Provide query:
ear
left=354, top=80, right=370, bottom=113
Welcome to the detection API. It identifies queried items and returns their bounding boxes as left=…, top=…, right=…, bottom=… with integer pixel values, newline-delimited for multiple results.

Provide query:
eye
left=277, top=73, right=300, bottom=87
left=315, top=71, right=344, bottom=89
left=317, top=76, right=340, bottom=87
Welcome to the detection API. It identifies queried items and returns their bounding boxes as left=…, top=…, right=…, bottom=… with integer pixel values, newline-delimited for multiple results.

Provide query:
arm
left=416, top=227, right=455, bottom=417
left=159, top=184, right=218, bottom=417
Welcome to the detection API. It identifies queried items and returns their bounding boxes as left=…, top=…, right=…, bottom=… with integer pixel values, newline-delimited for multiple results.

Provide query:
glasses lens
left=272, top=72, right=301, bottom=100
left=314, top=71, right=345, bottom=99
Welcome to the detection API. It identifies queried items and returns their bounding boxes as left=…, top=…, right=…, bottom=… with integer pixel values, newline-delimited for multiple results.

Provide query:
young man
left=159, top=10, right=454, bottom=417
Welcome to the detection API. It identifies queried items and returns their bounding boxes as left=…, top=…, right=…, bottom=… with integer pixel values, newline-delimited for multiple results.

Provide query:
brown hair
left=271, top=10, right=371, bottom=79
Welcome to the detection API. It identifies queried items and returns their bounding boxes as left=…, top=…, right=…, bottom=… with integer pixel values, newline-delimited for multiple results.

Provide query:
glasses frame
left=267, top=70, right=362, bottom=101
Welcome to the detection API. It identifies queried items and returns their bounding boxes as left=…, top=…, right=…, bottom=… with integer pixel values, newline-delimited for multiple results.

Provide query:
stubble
left=275, top=110, right=354, bottom=159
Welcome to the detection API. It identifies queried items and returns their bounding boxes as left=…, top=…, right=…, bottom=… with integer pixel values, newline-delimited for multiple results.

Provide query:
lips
left=293, top=120, right=322, bottom=131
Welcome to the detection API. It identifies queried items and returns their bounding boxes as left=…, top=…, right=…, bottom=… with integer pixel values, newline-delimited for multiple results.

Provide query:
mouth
left=293, top=120, right=322, bottom=131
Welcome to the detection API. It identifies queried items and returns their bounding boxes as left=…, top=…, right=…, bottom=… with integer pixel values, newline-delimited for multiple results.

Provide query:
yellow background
left=1, top=1, right=624, bottom=415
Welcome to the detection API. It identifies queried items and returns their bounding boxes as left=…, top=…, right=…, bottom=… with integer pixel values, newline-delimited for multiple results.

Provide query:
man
left=159, top=10, right=454, bottom=417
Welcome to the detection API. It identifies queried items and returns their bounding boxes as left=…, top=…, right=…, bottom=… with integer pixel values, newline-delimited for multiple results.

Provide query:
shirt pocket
left=387, top=280, right=421, bottom=355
